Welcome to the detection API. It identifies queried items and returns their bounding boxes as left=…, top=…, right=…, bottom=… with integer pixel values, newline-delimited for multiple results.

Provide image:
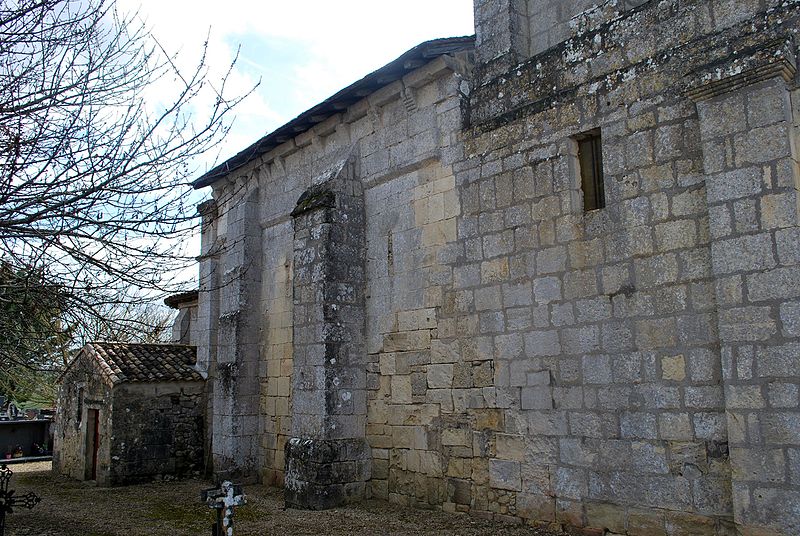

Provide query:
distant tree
left=0, top=260, right=177, bottom=405
left=81, top=302, right=174, bottom=344
left=0, top=0, right=252, bottom=369
left=0, top=261, right=70, bottom=405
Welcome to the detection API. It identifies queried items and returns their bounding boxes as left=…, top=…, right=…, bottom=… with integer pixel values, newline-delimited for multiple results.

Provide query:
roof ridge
left=61, top=342, right=203, bottom=385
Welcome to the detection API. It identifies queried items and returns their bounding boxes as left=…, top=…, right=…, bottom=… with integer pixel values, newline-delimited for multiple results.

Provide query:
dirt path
left=5, top=462, right=557, bottom=536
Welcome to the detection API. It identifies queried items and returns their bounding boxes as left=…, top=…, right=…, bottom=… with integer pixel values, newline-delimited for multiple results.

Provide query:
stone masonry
left=284, top=154, right=371, bottom=508
left=54, top=343, right=205, bottom=486
left=192, top=2, right=800, bottom=534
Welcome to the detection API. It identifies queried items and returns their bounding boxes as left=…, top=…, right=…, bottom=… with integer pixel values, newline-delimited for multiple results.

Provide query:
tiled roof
left=82, top=342, right=202, bottom=384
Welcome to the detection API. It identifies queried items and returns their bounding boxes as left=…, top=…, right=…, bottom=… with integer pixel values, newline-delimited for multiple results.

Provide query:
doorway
left=85, top=409, right=99, bottom=480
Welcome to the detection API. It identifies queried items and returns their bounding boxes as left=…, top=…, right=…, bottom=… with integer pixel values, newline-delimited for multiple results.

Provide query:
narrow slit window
left=576, top=129, right=605, bottom=211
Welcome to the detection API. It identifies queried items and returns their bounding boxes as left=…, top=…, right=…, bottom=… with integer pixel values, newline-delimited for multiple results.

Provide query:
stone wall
left=171, top=303, right=198, bottom=345
left=461, top=1, right=800, bottom=534
left=196, top=1, right=800, bottom=534
left=198, top=55, right=471, bottom=486
left=53, top=360, right=114, bottom=485
left=110, top=382, right=204, bottom=484
left=284, top=155, right=371, bottom=509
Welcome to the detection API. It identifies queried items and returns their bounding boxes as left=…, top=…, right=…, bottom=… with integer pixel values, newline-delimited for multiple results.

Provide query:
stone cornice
left=687, top=38, right=797, bottom=102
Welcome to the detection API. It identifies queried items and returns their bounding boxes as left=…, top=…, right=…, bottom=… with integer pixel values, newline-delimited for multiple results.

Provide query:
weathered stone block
left=658, top=413, right=693, bottom=440
left=711, top=233, right=775, bottom=275
left=583, top=355, right=612, bottom=384
left=554, top=466, right=587, bottom=500
left=427, top=364, right=454, bottom=389
left=562, top=326, right=600, bottom=354
left=521, top=386, right=553, bottom=410
left=489, top=459, right=521, bottom=491
left=383, top=330, right=432, bottom=352
left=284, top=437, right=371, bottom=510
left=661, top=354, right=686, bottom=381
left=627, top=508, right=667, bottom=536
left=585, top=502, right=626, bottom=533
left=747, top=266, right=800, bottom=302
left=524, top=330, right=561, bottom=357
left=719, top=306, right=776, bottom=342
left=533, top=276, right=562, bottom=304
left=495, top=433, right=525, bottom=461
left=725, top=385, right=765, bottom=409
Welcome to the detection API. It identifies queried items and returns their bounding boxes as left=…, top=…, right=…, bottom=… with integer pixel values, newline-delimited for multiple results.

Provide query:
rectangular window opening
left=575, top=129, right=605, bottom=211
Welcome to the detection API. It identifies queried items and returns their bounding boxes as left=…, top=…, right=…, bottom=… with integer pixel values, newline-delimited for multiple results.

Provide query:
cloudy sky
left=117, top=0, right=475, bottom=175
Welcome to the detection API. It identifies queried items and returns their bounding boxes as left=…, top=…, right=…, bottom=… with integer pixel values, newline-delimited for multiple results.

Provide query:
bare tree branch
left=0, top=0, right=256, bottom=377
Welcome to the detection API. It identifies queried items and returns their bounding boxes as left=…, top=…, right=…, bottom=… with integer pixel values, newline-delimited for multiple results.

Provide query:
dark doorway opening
left=85, top=409, right=99, bottom=481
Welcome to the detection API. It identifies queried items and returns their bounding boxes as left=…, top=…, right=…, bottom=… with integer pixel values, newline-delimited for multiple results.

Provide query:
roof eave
left=192, top=35, right=475, bottom=190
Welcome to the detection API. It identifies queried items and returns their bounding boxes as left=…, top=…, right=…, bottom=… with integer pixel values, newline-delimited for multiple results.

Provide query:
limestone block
left=655, top=220, right=697, bottom=252
left=472, top=361, right=494, bottom=387
left=627, top=508, right=667, bottom=536
left=383, top=330, right=431, bottom=352
left=489, top=459, right=521, bottom=491
left=441, top=428, right=471, bottom=447
left=661, top=354, right=686, bottom=381
left=658, top=413, right=693, bottom=441
left=585, top=502, right=626, bottom=533
left=420, top=384, right=451, bottom=410
left=430, top=339, right=460, bottom=364
left=481, top=257, right=510, bottom=284
left=427, top=364, right=454, bottom=389
left=731, top=447, right=786, bottom=483
left=396, top=308, right=437, bottom=331
left=635, top=318, right=677, bottom=350
left=653, top=511, right=711, bottom=536
left=390, top=375, right=413, bottom=404
left=726, top=385, right=766, bottom=409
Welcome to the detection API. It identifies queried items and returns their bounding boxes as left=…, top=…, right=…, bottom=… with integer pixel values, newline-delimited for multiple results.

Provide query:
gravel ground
left=4, top=462, right=558, bottom=536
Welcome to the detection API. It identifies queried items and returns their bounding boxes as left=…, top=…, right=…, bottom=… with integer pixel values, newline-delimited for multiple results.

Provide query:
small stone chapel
left=53, top=342, right=205, bottom=485
left=190, top=2, right=800, bottom=535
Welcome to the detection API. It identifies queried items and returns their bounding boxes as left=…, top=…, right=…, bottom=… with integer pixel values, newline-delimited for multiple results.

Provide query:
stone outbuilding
left=53, top=342, right=205, bottom=485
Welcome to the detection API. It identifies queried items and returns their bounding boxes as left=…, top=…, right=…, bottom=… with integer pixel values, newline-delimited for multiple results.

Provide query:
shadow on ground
left=5, top=462, right=557, bottom=536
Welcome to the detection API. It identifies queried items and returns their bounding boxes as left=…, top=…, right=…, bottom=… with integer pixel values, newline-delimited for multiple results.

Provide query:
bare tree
left=0, top=0, right=253, bottom=372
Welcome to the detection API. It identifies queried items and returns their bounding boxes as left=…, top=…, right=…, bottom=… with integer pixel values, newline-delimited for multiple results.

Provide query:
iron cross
left=0, top=464, right=41, bottom=536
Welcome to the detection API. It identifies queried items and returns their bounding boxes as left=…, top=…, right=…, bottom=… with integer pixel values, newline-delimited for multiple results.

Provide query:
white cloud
left=116, top=0, right=475, bottom=169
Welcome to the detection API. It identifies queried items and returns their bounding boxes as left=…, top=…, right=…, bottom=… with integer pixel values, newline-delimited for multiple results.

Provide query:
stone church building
left=190, top=1, right=800, bottom=534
